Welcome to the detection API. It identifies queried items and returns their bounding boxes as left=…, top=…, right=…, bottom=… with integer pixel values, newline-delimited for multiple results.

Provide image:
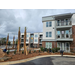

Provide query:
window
left=26, top=39, right=28, bottom=42
left=57, top=31, right=60, bottom=38
left=49, top=32, right=52, bottom=37
left=46, top=22, right=48, bottom=27
left=66, top=19, right=68, bottom=25
left=66, top=30, right=69, bottom=34
left=35, top=35, right=38, bottom=37
left=46, top=42, right=52, bottom=49
left=57, top=20, right=60, bottom=26
left=57, top=42, right=60, bottom=48
left=35, top=39, right=37, bottom=42
left=46, top=32, right=48, bottom=37
left=21, top=39, right=24, bottom=42
left=46, top=42, right=48, bottom=48
left=22, top=35, right=24, bottom=38
left=49, top=22, right=52, bottom=27
left=57, top=31, right=60, bottom=35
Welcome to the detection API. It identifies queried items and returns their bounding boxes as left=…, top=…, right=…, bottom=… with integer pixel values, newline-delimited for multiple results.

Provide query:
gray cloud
left=0, top=9, right=75, bottom=41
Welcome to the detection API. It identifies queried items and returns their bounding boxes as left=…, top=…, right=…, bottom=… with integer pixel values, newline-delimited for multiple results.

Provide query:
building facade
left=42, top=13, right=75, bottom=52
left=21, top=32, right=43, bottom=48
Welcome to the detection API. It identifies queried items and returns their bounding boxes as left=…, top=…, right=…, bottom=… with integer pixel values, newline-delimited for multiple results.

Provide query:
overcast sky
left=0, top=9, right=75, bottom=41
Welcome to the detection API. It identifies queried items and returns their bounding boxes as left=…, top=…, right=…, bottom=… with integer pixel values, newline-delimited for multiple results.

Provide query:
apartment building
left=42, top=13, right=75, bottom=52
left=21, top=32, right=43, bottom=48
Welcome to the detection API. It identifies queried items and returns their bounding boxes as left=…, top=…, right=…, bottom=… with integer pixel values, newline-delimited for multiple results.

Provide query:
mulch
left=0, top=51, right=75, bottom=62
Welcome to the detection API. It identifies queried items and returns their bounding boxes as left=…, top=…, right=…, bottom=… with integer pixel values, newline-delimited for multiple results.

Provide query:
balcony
left=56, top=21, right=72, bottom=29
left=39, top=36, right=43, bottom=39
left=39, top=42, right=42, bottom=44
left=56, top=34, right=73, bottom=41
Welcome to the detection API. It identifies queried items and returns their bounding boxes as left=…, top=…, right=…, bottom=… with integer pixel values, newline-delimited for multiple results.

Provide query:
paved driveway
left=13, top=56, right=75, bottom=65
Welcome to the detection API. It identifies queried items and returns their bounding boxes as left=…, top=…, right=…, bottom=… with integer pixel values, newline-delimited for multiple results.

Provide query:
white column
left=64, top=30, right=66, bottom=38
left=60, top=42, right=61, bottom=50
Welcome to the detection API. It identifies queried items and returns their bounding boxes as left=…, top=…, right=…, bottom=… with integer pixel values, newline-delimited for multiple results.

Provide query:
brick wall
left=70, top=25, right=75, bottom=52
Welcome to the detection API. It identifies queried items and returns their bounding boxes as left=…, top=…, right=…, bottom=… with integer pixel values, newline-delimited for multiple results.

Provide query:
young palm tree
left=6, top=33, right=9, bottom=49
left=12, top=36, right=15, bottom=48
left=24, top=27, right=28, bottom=55
left=17, top=27, right=20, bottom=53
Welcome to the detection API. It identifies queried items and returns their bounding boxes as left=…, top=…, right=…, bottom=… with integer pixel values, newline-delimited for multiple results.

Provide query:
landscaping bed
left=0, top=50, right=75, bottom=62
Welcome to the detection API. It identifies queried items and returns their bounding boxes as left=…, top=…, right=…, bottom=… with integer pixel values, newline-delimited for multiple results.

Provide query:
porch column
left=60, top=42, right=61, bottom=50
left=65, top=42, right=66, bottom=52
left=65, top=30, right=66, bottom=38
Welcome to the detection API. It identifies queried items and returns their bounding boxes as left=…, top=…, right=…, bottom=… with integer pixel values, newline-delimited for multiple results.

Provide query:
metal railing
left=57, top=21, right=71, bottom=26
left=57, top=34, right=72, bottom=39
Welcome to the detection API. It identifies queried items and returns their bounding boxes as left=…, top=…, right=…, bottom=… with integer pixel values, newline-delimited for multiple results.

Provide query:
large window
left=35, top=35, right=38, bottom=37
left=49, top=22, right=52, bottom=27
left=46, top=22, right=48, bottom=27
left=46, top=42, right=52, bottom=49
left=46, top=32, right=48, bottom=37
left=49, top=32, right=52, bottom=37
left=35, top=39, right=37, bottom=42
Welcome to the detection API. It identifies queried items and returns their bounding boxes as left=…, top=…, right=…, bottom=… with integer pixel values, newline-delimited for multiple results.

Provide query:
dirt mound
left=0, top=48, right=5, bottom=58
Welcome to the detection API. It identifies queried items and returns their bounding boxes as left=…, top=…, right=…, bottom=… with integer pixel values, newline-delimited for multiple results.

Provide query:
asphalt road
left=13, top=56, right=75, bottom=65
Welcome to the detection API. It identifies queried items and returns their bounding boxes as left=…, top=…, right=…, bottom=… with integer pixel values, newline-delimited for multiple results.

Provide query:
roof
left=42, top=13, right=75, bottom=18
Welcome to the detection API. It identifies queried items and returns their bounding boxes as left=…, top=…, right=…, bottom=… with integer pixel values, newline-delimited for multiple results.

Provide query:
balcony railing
left=57, top=34, right=72, bottom=39
left=57, top=21, right=71, bottom=26
left=39, top=42, right=42, bottom=44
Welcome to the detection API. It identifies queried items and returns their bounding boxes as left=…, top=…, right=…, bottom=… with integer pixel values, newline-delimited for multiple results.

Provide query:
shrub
left=29, top=50, right=31, bottom=53
left=39, top=50, right=40, bottom=53
left=43, top=48, right=45, bottom=52
left=46, top=49, right=48, bottom=52
left=7, top=50, right=10, bottom=54
left=56, top=47, right=60, bottom=52
left=22, top=50, right=24, bottom=54
left=34, top=50, right=36, bottom=53
left=52, top=48, right=55, bottom=53
left=40, top=47, right=43, bottom=51
left=14, top=50, right=16, bottom=54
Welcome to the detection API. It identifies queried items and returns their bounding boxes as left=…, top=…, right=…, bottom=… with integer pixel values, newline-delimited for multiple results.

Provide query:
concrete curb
left=0, top=55, right=75, bottom=65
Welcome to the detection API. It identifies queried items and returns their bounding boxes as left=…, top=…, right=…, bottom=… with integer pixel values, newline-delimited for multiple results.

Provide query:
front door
left=62, top=43, right=65, bottom=50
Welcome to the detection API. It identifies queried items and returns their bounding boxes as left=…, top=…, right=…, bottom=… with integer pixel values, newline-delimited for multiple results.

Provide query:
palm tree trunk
left=17, top=27, right=20, bottom=53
